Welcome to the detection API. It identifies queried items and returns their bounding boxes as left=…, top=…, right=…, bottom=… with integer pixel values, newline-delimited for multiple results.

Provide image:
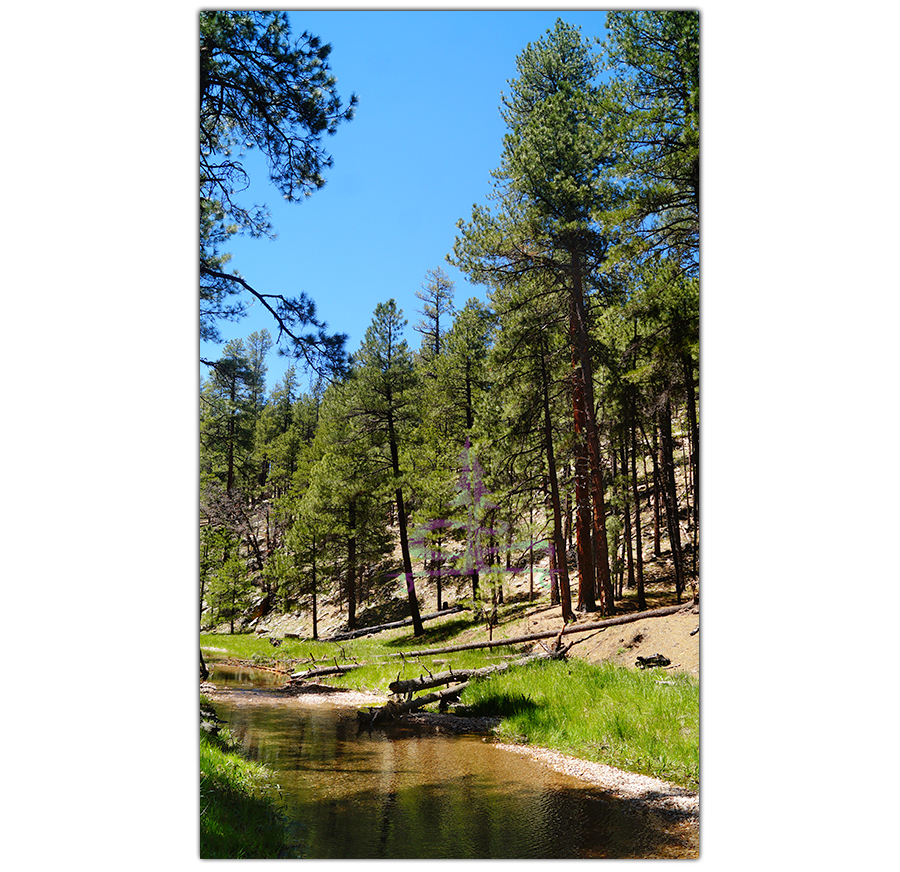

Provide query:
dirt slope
left=499, top=601, right=700, bottom=677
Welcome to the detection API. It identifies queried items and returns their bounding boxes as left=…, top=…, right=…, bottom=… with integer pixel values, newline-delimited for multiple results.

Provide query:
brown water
left=205, top=664, right=693, bottom=859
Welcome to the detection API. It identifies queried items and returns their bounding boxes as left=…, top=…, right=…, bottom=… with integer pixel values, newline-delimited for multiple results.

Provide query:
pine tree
left=414, top=267, right=456, bottom=363
left=200, top=10, right=356, bottom=364
left=453, top=19, right=620, bottom=614
left=200, top=339, right=257, bottom=494
left=348, top=301, right=425, bottom=635
left=601, top=10, right=699, bottom=272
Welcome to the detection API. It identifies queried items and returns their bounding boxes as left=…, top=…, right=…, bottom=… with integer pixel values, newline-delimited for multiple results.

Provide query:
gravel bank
left=491, top=740, right=698, bottom=852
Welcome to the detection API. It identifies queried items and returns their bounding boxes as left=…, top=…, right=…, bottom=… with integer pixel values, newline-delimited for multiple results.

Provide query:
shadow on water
left=204, top=667, right=695, bottom=859
left=282, top=751, right=692, bottom=859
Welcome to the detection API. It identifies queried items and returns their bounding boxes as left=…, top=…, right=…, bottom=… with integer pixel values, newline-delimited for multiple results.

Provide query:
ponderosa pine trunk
left=650, top=423, right=663, bottom=557
left=630, top=387, right=647, bottom=610
left=571, top=350, right=597, bottom=612
left=539, top=335, right=574, bottom=622
left=347, top=499, right=357, bottom=631
left=621, top=439, right=635, bottom=592
left=543, top=475, right=560, bottom=606
left=386, top=403, right=424, bottom=636
left=435, top=531, right=443, bottom=612
left=568, top=248, right=614, bottom=614
left=529, top=502, right=535, bottom=602
left=682, top=351, right=699, bottom=528
left=311, top=533, right=318, bottom=641
left=658, top=399, right=685, bottom=602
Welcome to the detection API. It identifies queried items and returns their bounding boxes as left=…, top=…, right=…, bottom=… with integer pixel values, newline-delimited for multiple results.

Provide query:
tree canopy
left=199, top=12, right=699, bottom=643
left=200, top=10, right=356, bottom=375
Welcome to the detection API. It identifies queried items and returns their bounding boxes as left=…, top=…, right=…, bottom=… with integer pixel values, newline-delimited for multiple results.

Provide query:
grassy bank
left=201, top=623, right=522, bottom=692
left=462, top=658, right=699, bottom=789
left=199, top=716, right=294, bottom=858
left=201, top=618, right=699, bottom=791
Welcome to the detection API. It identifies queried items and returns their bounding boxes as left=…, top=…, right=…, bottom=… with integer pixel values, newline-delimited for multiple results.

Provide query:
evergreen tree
left=200, top=10, right=353, bottom=374
left=414, top=267, right=456, bottom=363
left=200, top=339, right=257, bottom=494
left=245, top=329, right=273, bottom=415
left=350, top=300, right=424, bottom=635
left=481, top=274, right=576, bottom=621
left=302, top=383, right=374, bottom=631
left=601, top=10, right=700, bottom=272
left=454, top=19, right=620, bottom=613
left=439, top=298, right=495, bottom=434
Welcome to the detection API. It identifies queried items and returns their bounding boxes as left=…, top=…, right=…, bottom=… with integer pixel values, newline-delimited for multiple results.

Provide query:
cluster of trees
left=199, top=12, right=699, bottom=637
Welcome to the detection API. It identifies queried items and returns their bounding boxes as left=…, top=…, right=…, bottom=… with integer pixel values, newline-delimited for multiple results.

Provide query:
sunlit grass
left=199, top=726, right=295, bottom=858
left=462, top=658, right=699, bottom=789
left=201, top=617, right=523, bottom=693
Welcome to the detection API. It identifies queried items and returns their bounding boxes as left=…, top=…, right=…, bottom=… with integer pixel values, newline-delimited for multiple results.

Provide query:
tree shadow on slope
left=381, top=616, right=474, bottom=648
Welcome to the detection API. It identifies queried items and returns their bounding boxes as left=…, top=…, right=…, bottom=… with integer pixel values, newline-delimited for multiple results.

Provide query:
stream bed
left=204, top=662, right=695, bottom=859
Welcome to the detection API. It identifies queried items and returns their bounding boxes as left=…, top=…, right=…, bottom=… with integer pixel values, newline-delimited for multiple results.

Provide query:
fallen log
left=358, top=681, right=471, bottom=728
left=388, top=653, right=547, bottom=696
left=388, top=602, right=690, bottom=659
left=329, top=606, right=464, bottom=642
left=290, top=663, right=359, bottom=681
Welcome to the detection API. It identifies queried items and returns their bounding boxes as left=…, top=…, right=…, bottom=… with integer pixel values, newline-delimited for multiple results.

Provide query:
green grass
left=201, top=622, right=523, bottom=694
left=201, top=612, right=699, bottom=791
left=199, top=725, right=295, bottom=858
left=461, top=658, right=699, bottom=789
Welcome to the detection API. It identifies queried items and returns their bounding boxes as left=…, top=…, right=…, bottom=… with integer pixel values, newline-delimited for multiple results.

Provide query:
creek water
left=205, top=662, right=692, bottom=859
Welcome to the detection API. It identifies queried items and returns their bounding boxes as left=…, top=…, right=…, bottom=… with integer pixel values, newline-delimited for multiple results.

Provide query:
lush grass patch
left=461, top=658, right=699, bottom=789
left=200, top=725, right=295, bottom=858
left=201, top=625, right=522, bottom=694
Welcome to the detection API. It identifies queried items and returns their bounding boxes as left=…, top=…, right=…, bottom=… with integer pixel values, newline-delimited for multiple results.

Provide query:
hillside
left=230, top=538, right=699, bottom=679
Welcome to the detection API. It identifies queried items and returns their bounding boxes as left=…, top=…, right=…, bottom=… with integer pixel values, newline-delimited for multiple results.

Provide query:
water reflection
left=205, top=666, right=693, bottom=859
left=205, top=662, right=286, bottom=688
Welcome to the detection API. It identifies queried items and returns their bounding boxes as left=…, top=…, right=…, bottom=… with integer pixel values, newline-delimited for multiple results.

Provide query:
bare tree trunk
left=630, top=386, right=647, bottom=610
left=347, top=499, right=357, bottom=631
left=682, top=351, right=699, bottom=530
left=572, top=360, right=596, bottom=612
left=621, top=439, right=635, bottom=592
left=650, top=423, right=662, bottom=557
left=311, top=532, right=319, bottom=641
left=540, top=336, right=573, bottom=622
left=529, top=502, right=534, bottom=602
left=658, top=399, right=685, bottom=602
left=568, top=249, right=613, bottom=614
left=387, top=404, right=423, bottom=636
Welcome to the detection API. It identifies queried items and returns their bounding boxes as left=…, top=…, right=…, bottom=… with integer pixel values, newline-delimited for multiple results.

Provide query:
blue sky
left=201, top=9, right=611, bottom=393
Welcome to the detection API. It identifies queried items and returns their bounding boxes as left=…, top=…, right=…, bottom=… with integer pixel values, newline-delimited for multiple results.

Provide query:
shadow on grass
left=463, top=690, right=544, bottom=719
left=381, top=616, right=475, bottom=648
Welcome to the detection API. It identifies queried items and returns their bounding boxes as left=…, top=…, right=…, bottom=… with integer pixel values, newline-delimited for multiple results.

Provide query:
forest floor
left=245, top=545, right=700, bottom=680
